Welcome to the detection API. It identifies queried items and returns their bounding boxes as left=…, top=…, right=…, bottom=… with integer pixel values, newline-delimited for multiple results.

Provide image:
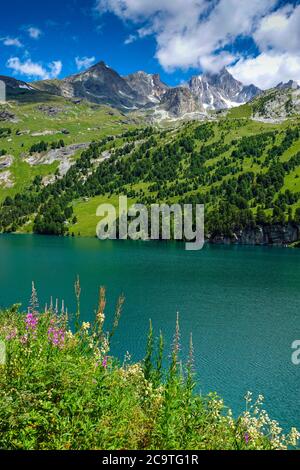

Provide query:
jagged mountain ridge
left=34, top=61, right=144, bottom=109
left=124, top=71, right=168, bottom=105
left=2, top=60, right=299, bottom=119
left=188, top=68, right=261, bottom=111
left=32, top=61, right=261, bottom=115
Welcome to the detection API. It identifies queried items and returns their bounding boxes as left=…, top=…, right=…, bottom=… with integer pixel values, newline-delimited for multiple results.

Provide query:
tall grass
left=0, top=282, right=299, bottom=450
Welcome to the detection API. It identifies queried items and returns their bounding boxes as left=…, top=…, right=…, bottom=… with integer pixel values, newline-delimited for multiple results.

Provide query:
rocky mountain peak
left=8, top=60, right=268, bottom=118
left=124, top=71, right=168, bottom=105
left=188, top=68, right=261, bottom=111
left=276, top=80, right=299, bottom=90
left=160, top=87, right=200, bottom=117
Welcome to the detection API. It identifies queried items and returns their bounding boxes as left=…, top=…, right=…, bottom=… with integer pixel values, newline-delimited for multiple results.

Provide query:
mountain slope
left=35, top=61, right=145, bottom=109
left=0, top=113, right=299, bottom=245
left=0, top=93, right=139, bottom=200
left=252, top=82, right=300, bottom=121
left=0, top=75, right=54, bottom=103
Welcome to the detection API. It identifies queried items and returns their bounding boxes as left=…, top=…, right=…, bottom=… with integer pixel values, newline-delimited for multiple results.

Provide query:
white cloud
left=199, top=52, right=237, bottom=74
left=229, top=53, right=300, bottom=89
left=96, top=0, right=277, bottom=70
left=48, top=61, right=63, bottom=78
left=124, top=34, right=137, bottom=45
left=27, top=27, right=42, bottom=39
left=1, top=37, right=23, bottom=48
left=75, top=56, right=96, bottom=70
left=229, top=4, right=300, bottom=89
left=95, top=0, right=300, bottom=88
left=254, top=4, right=300, bottom=54
left=7, top=57, right=62, bottom=80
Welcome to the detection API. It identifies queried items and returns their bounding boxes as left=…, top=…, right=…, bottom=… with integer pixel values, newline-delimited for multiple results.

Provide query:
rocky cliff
left=209, top=223, right=300, bottom=246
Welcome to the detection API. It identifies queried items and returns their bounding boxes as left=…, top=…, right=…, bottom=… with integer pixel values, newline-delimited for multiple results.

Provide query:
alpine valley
left=0, top=60, right=299, bottom=245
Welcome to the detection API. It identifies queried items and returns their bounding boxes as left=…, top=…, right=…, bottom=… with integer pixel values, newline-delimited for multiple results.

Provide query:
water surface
left=0, top=234, right=300, bottom=430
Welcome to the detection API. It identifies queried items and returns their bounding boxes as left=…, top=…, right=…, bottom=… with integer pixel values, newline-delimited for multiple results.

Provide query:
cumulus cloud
left=96, top=0, right=300, bottom=88
left=1, top=37, right=23, bottom=48
left=75, top=56, right=96, bottom=70
left=96, top=0, right=276, bottom=69
left=27, top=27, right=42, bottom=39
left=229, top=53, right=300, bottom=89
left=254, top=4, right=300, bottom=54
left=230, top=4, right=300, bottom=88
left=7, top=57, right=62, bottom=80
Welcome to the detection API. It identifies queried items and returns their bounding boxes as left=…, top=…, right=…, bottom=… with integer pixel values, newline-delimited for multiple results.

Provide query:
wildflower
left=48, top=326, right=65, bottom=349
left=5, top=328, right=17, bottom=341
left=25, top=312, right=38, bottom=336
left=170, top=313, right=181, bottom=373
left=100, top=335, right=110, bottom=355
left=187, top=332, right=194, bottom=371
left=244, top=433, right=249, bottom=445
left=66, top=330, right=74, bottom=340
left=96, top=287, right=106, bottom=330
left=74, top=276, right=81, bottom=332
left=110, top=293, right=125, bottom=339
left=82, top=322, right=91, bottom=331
left=102, top=356, right=108, bottom=369
left=20, top=334, right=28, bottom=345
left=28, top=281, right=39, bottom=315
left=288, top=427, right=300, bottom=447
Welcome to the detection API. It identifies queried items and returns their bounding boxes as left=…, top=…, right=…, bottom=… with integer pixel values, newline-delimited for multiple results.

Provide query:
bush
left=0, top=283, right=299, bottom=450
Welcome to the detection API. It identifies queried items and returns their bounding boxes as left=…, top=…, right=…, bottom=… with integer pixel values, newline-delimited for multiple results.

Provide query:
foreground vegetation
left=0, top=283, right=299, bottom=450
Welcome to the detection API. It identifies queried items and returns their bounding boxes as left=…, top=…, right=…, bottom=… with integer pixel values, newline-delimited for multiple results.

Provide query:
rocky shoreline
left=209, top=223, right=300, bottom=246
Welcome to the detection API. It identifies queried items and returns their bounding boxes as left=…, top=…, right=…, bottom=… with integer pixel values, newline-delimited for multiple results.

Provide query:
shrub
left=0, top=283, right=298, bottom=450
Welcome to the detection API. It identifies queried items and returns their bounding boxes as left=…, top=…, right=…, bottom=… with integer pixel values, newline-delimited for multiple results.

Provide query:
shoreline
left=2, top=230, right=299, bottom=249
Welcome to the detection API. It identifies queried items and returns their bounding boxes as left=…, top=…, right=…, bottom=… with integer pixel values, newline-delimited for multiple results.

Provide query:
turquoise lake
left=0, top=234, right=300, bottom=431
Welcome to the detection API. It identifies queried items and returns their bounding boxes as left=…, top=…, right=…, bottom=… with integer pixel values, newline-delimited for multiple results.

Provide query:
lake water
left=0, top=234, right=300, bottom=431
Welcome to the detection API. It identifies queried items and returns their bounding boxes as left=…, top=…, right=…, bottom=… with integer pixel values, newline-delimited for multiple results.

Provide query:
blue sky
left=0, top=0, right=300, bottom=88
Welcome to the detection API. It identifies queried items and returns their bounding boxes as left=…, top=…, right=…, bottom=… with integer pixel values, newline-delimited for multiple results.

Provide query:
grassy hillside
left=68, top=117, right=300, bottom=238
left=0, top=97, right=139, bottom=201
left=0, top=100, right=299, bottom=241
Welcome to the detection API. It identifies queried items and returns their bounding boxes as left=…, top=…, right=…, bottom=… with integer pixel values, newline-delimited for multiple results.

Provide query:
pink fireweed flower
left=96, top=356, right=108, bottom=369
left=102, top=356, right=108, bottom=369
left=244, top=433, right=249, bottom=445
left=48, top=326, right=65, bottom=349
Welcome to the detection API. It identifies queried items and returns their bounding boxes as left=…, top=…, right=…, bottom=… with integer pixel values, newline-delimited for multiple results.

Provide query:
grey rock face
left=253, top=86, right=300, bottom=120
left=5, top=62, right=298, bottom=120
left=160, top=87, right=199, bottom=117
left=0, top=155, right=13, bottom=169
left=63, top=61, right=142, bottom=109
left=124, top=71, right=168, bottom=105
left=0, top=110, right=16, bottom=122
left=33, top=63, right=262, bottom=114
left=210, top=224, right=300, bottom=246
left=188, top=68, right=261, bottom=110
left=276, top=80, right=299, bottom=90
